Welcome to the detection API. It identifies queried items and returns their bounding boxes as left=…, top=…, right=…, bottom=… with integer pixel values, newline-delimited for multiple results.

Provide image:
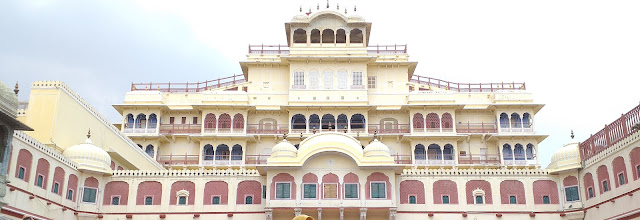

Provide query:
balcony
left=159, top=124, right=201, bottom=134
left=245, top=155, right=269, bottom=165
left=501, top=127, right=534, bottom=133
left=123, top=123, right=157, bottom=134
left=368, top=124, right=410, bottom=134
left=131, top=74, right=246, bottom=93
left=157, top=154, right=199, bottom=166
left=415, top=154, right=455, bottom=165
left=203, top=127, right=245, bottom=134
left=394, top=154, right=412, bottom=164
left=413, top=127, right=454, bottom=133
left=458, top=154, right=501, bottom=165
left=411, top=75, right=526, bottom=92
left=456, top=122, right=498, bottom=134
left=247, top=124, right=288, bottom=134
left=503, top=154, right=537, bottom=166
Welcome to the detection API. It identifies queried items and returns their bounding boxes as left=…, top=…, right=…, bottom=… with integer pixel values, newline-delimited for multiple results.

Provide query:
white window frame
left=211, top=195, right=221, bottom=205
left=473, top=189, right=486, bottom=205
left=323, top=71, right=334, bottom=89
left=322, top=183, right=338, bottom=199
left=111, top=195, right=121, bottom=205
left=618, top=172, right=626, bottom=185
left=144, top=195, right=154, bottom=205
left=343, top=183, right=359, bottom=199
left=36, top=174, right=45, bottom=188
left=352, top=71, right=363, bottom=86
left=81, top=187, right=98, bottom=204
left=275, top=182, right=292, bottom=199
left=176, top=189, right=189, bottom=205
left=564, top=185, right=580, bottom=202
left=52, top=181, right=60, bottom=194
left=337, top=71, right=348, bottom=89
left=302, top=183, right=318, bottom=199
left=408, top=194, right=417, bottom=204
left=441, top=194, right=450, bottom=204
left=244, top=194, right=254, bottom=204
left=293, top=71, right=305, bottom=88
left=369, top=181, right=387, bottom=199
left=367, top=76, right=376, bottom=89
left=309, top=71, right=319, bottom=89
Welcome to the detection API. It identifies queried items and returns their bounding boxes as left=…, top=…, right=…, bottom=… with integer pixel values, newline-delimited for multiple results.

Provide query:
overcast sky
left=1, top=0, right=639, bottom=166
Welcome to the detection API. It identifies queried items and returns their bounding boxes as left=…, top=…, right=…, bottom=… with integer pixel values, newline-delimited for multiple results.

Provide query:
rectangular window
left=66, top=189, right=74, bottom=200
left=370, top=182, right=386, bottom=199
left=181, top=117, right=186, bottom=124
left=475, top=195, right=484, bottom=204
left=145, top=196, right=153, bottom=205
left=619, top=173, right=626, bottom=185
left=309, top=72, right=319, bottom=89
left=178, top=196, right=187, bottom=205
left=212, top=196, right=220, bottom=205
left=323, top=72, right=333, bottom=89
left=263, top=185, right=267, bottom=199
left=603, top=180, right=609, bottom=192
left=442, top=195, right=450, bottom=204
left=337, top=71, right=348, bottom=89
left=303, top=184, right=317, bottom=199
left=36, top=175, right=44, bottom=188
left=53, top=182, right=60, bottom=194
left=294, top=72, right=305, bottom=86
left=344, top=184, right=358, bottom=199
left=276, top=183, right=291, bottom=199
left=245, top=196, right=253, bottom=204
left=170, top=117, right=175, bottom=124
left=352, top=72, right=363, bottom=86
left=565, top=186, right=580, bottom=202
left=543, top=196, right=550, bottom=204
left=323, top=183, right=338, bottom=199
left=18, top=167, right=25, bottom=180
left=82, top=187, right=97, bottom=203
left=588, top=187, right=594, bottom=198
left=111, top=196, right=120, bottom=205
left=193, top=117, right=198, bottom=124
left=509, top=196, right=517, bottom=204
left=367, top=76, right=376, bottom=89
left=409, top=195, right=416, bottom=204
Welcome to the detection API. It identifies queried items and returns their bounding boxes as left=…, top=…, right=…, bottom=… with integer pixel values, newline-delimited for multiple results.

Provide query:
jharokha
left=1, top=4, right=639, bottom=220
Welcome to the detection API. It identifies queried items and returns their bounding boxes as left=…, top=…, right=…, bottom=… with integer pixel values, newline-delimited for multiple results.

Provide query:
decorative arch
left=104, top=181, right=129, bottom=205
left=67, top=174, right=78, bottom=201
left=583, top=172, right=595, bottom=199
left=499, top=113, right=509, bottom=128
left=414, top=144, right=426, bottom=160
left=321, top=114, right=336, bottom=130
left=336, top=29, right=346, bottom=43
left=309, top=114, right=320, bottom=130
left=135, top=114, right=146, bottom=128
left=321, top=173, right=339, bottom=199
left=170, top=181, right=195, bottom=205
left=137, top=181, right=162, bottom=205
left=500, top=180, right=525, bottom=204
left=35, top=158, right=50, bottom=189
left=148, top=114, right=158, bottom=129
left=366, top=172, right=391, bottom=200
left=523, top=113, right=531, bottom=128
left=337, top=114, right=348, bottom=130
left=322, top=29, right=335, bottom=43
left=426, top=113, right=440, bottom=131
left=218, top=113, right=231, bottom=131
left=237, top=180, right=262, bottom=204
left=443, top=144, right=454, bottom=160
left=597, top=165, right=611, bottom=194
left=433, top=180, right=458, bottom=204
left=514, top=144, right=525, bottom=160
left=231, top=144, right=243, bottom=161
left=511, top=113, right=522, bottom=128
left=441, top=113, right=453, bottom=130
left=413, top=113, right=425, bottom=129
left=563, top=176, right=578, bottom=187
left=310, top=29, right=321, bottom=43
left=526, top=143, right=536, bottom=160
left=203, top=144, right=214, bottom=161
left=400, top=180, right=425, bottom=204
left=427, top=144, right=442, bottom=160
left=502, top=144, right=513, bottom=161
left=291, top=114, right=307, bottom=130
left=204, top=113, right=216, bottom=130
left=350, top=28, right=363, bottom=43
left=302, top=173, right=318, bottom=200
left=630, top=147, right=640, bottom=180
left=259, top=118, right=277, bottom=132
left=126, top=114, right=134, bottom=128
left=466, top=180, right=492, bottom=204
left=350, top=114, right=366, bottom=130
left=271, top=173, right=296, bottom=200
left=233, top=113, right=244, bottom=131
left=215, top=144, right=230, bottom=161
left=204, top=181, right=228, bottom=205
left=532, top=180, right=558, bottom=204
left=293, top=28, right=307, bottom=43
left=145, top=145, right=154, bottom=158
left=52, top=167, right=65, bottom=196
left=15, top=149, right=32, bottom=181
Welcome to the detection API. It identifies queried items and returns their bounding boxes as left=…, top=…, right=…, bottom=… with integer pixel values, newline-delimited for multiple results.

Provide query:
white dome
left=546, top=142, right=581, bottom=173
left=271, top=139, right=297, bottom=158
left=63, top=138, right=112, bottom=174
left=363, top=139, right=390, bottom=157
left=0, top=82, right=18, bottom=118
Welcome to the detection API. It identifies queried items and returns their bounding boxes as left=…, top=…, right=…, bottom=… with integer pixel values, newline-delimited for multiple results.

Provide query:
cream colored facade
left=1, top=5, right=640, bottom=220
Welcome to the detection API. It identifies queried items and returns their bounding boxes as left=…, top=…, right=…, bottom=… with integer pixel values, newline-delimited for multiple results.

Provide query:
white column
left=317, top=208, right=322, bottom=220
left=339, top=208, right=344, bottom=220
left=359, top=208, right=367, bottom=220
left=265, top=209, right=273, bottom=220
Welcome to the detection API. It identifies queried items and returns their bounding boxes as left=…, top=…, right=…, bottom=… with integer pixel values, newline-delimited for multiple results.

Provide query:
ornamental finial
left=373, top=129, right=378, bottom=140
left=87, top=129, right=91, bottom=139
left=283, top=131, right=288, bottom=140
left=326, top=0, right=329, bottom=9
left=571, top=130, right=574, bottom=139
left=337, top=3, right=339, bottom=10
left=317, top=3, right=319, bottom=10
left=354, top=5, right=357, bottom=12
left=300, top=5, right=302, bottom=12
left=14, top=82, right=19, bottom=96
left=344, top=7, right=347, bottom=14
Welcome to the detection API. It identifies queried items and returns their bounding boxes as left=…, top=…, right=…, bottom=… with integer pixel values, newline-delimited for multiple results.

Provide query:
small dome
left=63, top=137, right=112, bottom=174
left=546, top=142, right=581, bottom=173
left=271, top=139, right=297, bottom=158
left=363, top=139, right=390, bottom=157
left=0, top=82, right=18, bottom=118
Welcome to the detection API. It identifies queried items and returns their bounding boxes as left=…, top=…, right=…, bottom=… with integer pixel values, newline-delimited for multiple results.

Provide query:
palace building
left=1, top=5, right=640, bottom=220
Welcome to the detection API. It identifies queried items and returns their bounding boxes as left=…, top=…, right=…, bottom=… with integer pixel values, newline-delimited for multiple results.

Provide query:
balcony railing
left=414, top=154, right=456, bottom=165
left=131, top=74, right=246, bottom=93
left=367, top=44, right=407, bottom=55
left=245, top=155, right=269, bottom=165
left=247, top=124, right=288, bottom=134
left=368, top=124, right=410, bottom=134
left=410, top=75, right=526, bottom=92
left=159, top=124, right=201, bottom=134
left=413, top=127, right=454, bottom=133
left=203, top=127, right=245, bottom=134
left=501, top=127, right=534, bottom=133
left=248, top=44, right=290, bottom=55
left=123, top=123, right=158, bottom=134
left=458, top=154, right=501, bottom=165
left=157, top=154, right=199, bottom=166
left=394, top=154, right=412, bottom=164
left=456, top=122, right=498, bottom=133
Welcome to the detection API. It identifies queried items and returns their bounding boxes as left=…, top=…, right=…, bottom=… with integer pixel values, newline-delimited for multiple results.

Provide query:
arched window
left=218, top=114, right=231, bottom=132
left=441, top=113, right=453, bottom=130
left=443, top=144, right=454, bottom=160
left=322, top=29, right=335, bottom=43
left=526, top=144, right=535, bottom=160
left=523, top=113, right=531, bottom=128
left=499, top=113, right=509, bottom=128
left=293, top=29, right=307, bottom=43
left=413, top=113, right=425, bottom=130
left=503, top=144, right=513, bottom=161
left=350, top=114, right=366, bottom=130
left=148, top=114, right=158, bottom=129
left=321, top=114, right=335, bottom=130
left=309, top=114, right=320, bottom=130
left=203, top=144, right=214, bottom=161
left=309, top=71, right=320, bottom=89
left=336, top=29, right=346, bottom=43
left=337, top=71, right=348, bottom=89
left=204, top=113, right=216, bottom=130
left=415, top=144, right=426, bottom=160
left=245, top=196, right=253, bottom=204
left=310, top=29, right=321, bottom=43
left=291, top=114, right=306, bottom=130
left=323, top=70, right=333, bottom=89
left=511, top=113, right=522, bottom=128
left=231, top=145, right=243, bottom=161
left=135, top=114, right=147, bottom=128
left=427, top=144, right=442, bottom=160
left=126, top=114, right=134, bottom=128
left=215, top=145, right=229, bottom=161
left=233, top=113, right=244, bottom=132
left=259, top=118, right=277, bottom=133
left=337, top=114, right=348, bottom=130
left=350, top=29, right=363, bottom=43
left=145, top=145, right=154, bottom=158
left=426, top=113, right=440, bottom=131
left=514, top=144, right=525, bottom=160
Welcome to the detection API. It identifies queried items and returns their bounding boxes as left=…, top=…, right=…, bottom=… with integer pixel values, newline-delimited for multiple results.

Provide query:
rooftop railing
left=130, top=74, right=246, bottom=93
left=457, top=154, right=501, bottom=165
left=410, top=75, right=526, bottom=92
left=580, top=103, right=640, bottom=161
left=159, top=124, right=201, bottom=134
left=247, top=44, right=408, bottom=55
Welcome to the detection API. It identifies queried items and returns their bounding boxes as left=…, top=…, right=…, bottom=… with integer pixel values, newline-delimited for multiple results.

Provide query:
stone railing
left=112, top=167, right=260, bottom=177
left=583, top=130, right=640, bottom=168
left=401, top=167, right=549, bottom=176
left=13, top=131, right=78, bottom=170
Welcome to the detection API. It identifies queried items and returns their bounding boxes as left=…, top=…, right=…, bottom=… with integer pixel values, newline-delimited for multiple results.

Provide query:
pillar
left=265, top=208, right=273, bottom=220
left=360, top=208, right=367, bottom=220
left=389, top=208, right=397, bottom=220
left=294, top=208, right=302, bottom=216
left=317, top=208, right=322, bottom=220
left=340, top=208, right=344, bottom=220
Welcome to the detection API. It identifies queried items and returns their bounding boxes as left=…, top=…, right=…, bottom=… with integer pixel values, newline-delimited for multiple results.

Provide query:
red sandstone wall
left=35, top=158, right=50, bottom=189
left=612, top=156, right=628, bottom=188
left=466, top=180, right=492, bottom=204
left=103, top=181, right=129, bottom=205
left=583, top=172, right=595, bottom=200
left=203, top=181, right=228, bottom=205
left=597, top=165, right=610, bottom=194
left=343, top=173, right=359, bottom=199
left=237, top=180, right=262, bottom=204
left=302, top=173, right=318, bottom=200
left=563, top=176, right=578, bottom=187
left=399, top=180, right=424, bottom=204
left=136, top=181, right=162, bottom=205
left=52, top=167, right=65, bottom=195
left=15, top=149, right=32, bottom=181
left=500, top=180, right=526, bottom=204
left=270, top=173, right=296, bottom=200
left=67, top=174, right=78, bottom=202
left=321, top=173, right=339, bottom=199
left=169, top=181, right=196, bottom=205
left=631, top=147, right=640, bottom=180
left=433, top=180, right=458, bottom=204
left=365, top=172, right=391, bottom=200
left=532, top=180, right=559, bottom=204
